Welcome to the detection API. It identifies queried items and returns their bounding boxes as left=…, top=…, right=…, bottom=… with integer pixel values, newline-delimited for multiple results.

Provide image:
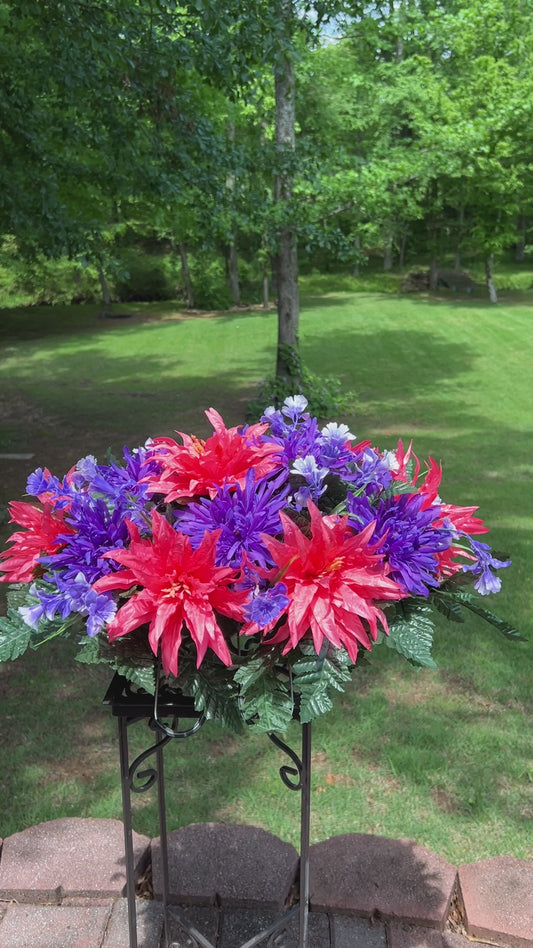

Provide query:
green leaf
left=291, top=642, right=353, bottom=724
left=453, top=591, right=525, bottom=641
left=191, top=666, right=244, bottom=732
left=240, top=678, right=294, bottom=733
left=0, top=608, right=33, bottom=661
left=431, top=590, right=466, bottom=623
left=386, top=602, right=438, bottom=668
left=233, top=655, right=273, bottom=693
left=75, top=635, right=157, bottom=693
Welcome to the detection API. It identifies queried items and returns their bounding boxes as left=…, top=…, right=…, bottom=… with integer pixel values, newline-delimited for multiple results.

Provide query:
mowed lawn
left=0, top=290, right=531, bottom=865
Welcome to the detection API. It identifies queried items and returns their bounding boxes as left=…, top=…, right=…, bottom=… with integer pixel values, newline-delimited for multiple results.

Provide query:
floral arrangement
left=0, top=396, right=518, bottom=732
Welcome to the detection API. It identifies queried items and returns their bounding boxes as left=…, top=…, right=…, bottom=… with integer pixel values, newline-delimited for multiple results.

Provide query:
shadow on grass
left=0, top=639, right=280, bottom=841
left=0, top=302, right=531, bottom=856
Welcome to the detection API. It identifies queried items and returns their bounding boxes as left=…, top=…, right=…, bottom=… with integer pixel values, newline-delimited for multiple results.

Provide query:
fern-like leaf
left=431, top=590, right=466, bottom=623
left=454, top=592, right=524, bottom=641
left=386, top=601, right=437, bottom=668
left=0, top=609, right=33, bottom=661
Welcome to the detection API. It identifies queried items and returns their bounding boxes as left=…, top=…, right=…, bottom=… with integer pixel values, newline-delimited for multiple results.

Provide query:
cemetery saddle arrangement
left=0, top=396, right=518, bottom=733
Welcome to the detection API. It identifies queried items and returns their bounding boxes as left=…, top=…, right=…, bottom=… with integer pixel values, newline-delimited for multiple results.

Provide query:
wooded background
left=1, top=1, right=532, bottom=331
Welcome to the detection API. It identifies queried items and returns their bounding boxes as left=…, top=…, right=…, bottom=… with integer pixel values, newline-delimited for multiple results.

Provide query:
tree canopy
left=1, top=0, right=532, bottom=316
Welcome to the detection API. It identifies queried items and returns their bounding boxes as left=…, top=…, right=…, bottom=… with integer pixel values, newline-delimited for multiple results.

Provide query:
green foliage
left=0, top=602, right=33, bottom=661
left=235, top=659, right=295, bottom=734
left=432, top=587, right=524, bottom=642
left=114, top=248, right=180, bottom=303
left=291, top=641, right=353, bottom=724
left=0, top=240, right=102, bottom=306
left=384, top=600, right=438, bottom=669
left=247, top=345, right=356, bottom=420
left=188, top=253, right=235, bottom=310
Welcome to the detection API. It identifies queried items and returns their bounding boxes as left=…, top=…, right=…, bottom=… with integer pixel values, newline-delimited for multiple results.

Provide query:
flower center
left=324, top=556, right=345, bottom=574
left=191, top=435, right=206, bottom=457
left=162, top=577, right=191, bottom=599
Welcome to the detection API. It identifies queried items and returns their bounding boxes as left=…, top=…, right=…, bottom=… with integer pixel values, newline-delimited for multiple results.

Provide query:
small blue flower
left=281, top=395, right=308, bottom=421
left=244, top=582, right=289, bottom=627
left=291, top=455, right=328, bottom=508
left=462, top=540, right=511, bottom=595
left=346, top=448, right=393, bottom=496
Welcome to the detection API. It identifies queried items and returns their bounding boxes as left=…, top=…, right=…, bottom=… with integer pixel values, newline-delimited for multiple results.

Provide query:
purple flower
left=244, top=582, right=289, bottom=627
left=71, top=445, right=157, bottom=527
left=176, top=469, right=289, bottom=569
left=345, top=448, right=393, bottom=496
left=462, top=540, right=511, bottom=595
left=26, top=468, right=74, bottom=509
left=39, top=496, right=130, bottom=584
left=347, top=492, right=454, bottom=597
left=19, top=572, right=116, bottom=635
left=291, top=455, right=328, bottom=509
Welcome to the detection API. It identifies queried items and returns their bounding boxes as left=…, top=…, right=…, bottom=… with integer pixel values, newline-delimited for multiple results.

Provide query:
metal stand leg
left=118, top=715, right=139, bottom=948
left=156, top=739, right=170, bottom=948
left=299, top=722, right=312, bottom=948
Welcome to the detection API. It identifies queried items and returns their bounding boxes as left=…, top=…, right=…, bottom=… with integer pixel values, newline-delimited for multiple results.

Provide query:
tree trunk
left=225, top=121, right=240, bottom=305
left=515, top=214, right=527, bottom=262
left=399, top=232, right=407, bottom=269
left=383, top=229, right=393, bottom=270
left=485, top=253, right=498, bottom=303
left=179, top=243, right=195, bottom=309
left=454, top=205, right=465, bottom=270
left=274, top=18, right=299, bottom=383
left=352, top=233, right=361, bottom=277
left=262, top=253, right=270, bottom=310
left=429, top=256, right=439, bottom=291
left=227, top=242, right=240, bottom=305
left=97, top=263, right=112, bottom=314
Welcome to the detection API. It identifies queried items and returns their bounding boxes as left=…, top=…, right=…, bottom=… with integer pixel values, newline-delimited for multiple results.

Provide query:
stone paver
left=152, top=823, right=299, bottom=909
left=333, top=914, right=387, bottom=947
left=217, top=907, right=330, bottom=948
left=309, top=833, right=457, bottom=929
left=102, top=898, right=165, bottom=948
left=387, top=922, right=496, bottom=947
left=0, top=819, right=532, bottom=947
left=163, top=905, right=220, bottom=948
left=0, top=902, right=112, bottom=948
left=458, top=856, right=533, bottom=948
left=0, top=818, right=150, bottom=903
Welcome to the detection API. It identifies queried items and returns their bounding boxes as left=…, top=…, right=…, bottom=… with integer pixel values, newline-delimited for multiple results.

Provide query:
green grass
left=0, top=289, right=532, bottom=866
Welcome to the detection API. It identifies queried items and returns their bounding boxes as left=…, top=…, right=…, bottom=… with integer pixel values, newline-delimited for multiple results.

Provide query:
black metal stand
left=104, top=674, right=312, bottom=948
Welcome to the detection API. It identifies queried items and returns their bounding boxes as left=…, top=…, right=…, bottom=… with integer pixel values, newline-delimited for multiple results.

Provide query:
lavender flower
left=244, top=582, right=289, bottom=627
left=462, top=540, right=511, bottom=595
left=19, top=572, right=116, bottom=636
left=345, top=447, right=393, bottom=497
left=291, top=455, right=328, bottom=509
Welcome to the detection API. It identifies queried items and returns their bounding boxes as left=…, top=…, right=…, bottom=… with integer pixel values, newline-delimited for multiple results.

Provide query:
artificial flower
left=244, top=501, right=404, bottom=662
left=145, top=408, right=282, bottom=501
left=94, top=510, right=249, bottom=676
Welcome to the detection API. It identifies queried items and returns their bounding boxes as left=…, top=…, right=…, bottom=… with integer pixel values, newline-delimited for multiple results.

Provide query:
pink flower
left=145, top=408, right=282, bottom=502
left=93, top=510, right=248, bottom=677
left=243, top=501, right=404, bottom=663
left=0, top=501, right=73, bottom=583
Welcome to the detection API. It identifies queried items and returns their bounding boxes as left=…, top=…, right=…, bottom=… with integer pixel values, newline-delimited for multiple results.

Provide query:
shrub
left=247, top=346, right=356, bottom=421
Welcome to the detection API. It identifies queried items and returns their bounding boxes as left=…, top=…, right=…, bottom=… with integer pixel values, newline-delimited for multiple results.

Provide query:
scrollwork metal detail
left=267, top=732, right=303, bottom=790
